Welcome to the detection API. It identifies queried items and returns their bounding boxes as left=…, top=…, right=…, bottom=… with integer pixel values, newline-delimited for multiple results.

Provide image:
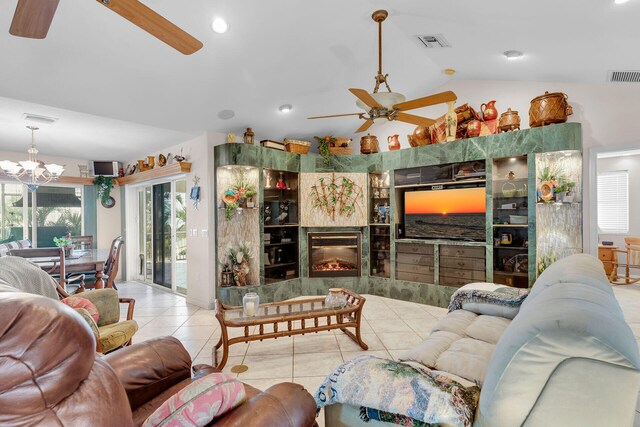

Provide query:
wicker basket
left=284, top=139, right=311, bottom=154
left=328, top=147, right=353, bottom=155
left=529, top=92, right=573, bottom=128
left=502, top=182, right=517, bottom=198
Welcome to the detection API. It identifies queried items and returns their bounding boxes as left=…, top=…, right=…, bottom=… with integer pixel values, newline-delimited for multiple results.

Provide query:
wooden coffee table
left=213, top=288, right=367, bottom=370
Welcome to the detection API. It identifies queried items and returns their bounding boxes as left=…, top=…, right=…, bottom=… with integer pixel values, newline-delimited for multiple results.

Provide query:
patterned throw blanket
left=0, top=256, right=59, bottom=300
left=448, top=286, right=529, bottom=313
left=314, top=356, right=480, bottom=427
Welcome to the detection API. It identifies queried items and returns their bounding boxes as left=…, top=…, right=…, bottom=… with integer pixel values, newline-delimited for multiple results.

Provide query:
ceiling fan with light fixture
left=8, top=0, right=203, bottom=55
left=309, top=9, right=457, bottom=133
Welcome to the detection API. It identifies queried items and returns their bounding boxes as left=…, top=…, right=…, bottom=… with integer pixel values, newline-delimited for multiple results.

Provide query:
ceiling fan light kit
left=308, top=9, right=457, bottom=133
left=9, top=0, right=203, bottom=55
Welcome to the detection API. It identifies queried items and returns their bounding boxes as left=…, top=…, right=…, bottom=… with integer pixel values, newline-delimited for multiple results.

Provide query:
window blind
left=597, top=170, right=629, bottom=234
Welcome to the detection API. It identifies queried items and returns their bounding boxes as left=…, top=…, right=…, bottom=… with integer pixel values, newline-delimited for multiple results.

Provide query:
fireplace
left=308, top=232, right=361, bottom=278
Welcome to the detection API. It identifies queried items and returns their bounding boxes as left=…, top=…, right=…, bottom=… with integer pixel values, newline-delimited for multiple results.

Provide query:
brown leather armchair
left=0, top=289, right=318, bottom=427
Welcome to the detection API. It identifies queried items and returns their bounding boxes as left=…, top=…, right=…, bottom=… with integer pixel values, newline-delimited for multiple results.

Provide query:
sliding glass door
left=136, top=179, right=187, bottom=294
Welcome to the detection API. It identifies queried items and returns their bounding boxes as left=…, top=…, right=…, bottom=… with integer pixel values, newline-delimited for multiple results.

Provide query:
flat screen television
left=404, top=185, right=486, bottom=241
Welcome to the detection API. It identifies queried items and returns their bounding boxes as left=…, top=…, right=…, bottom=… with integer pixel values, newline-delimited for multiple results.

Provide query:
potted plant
left=222, top=174, right=257, bottom=220
left=555, top=178, right=576, bottom=203
left=314, top=136, right=335, bottom=165
left=53, top=233, right=73, bottom=257
left=93, top=176, right=116, bottom=208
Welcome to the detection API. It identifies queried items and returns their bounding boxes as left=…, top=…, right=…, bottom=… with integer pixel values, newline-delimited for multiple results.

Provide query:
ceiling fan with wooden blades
left=308, top=9, right=457, bottom=133
left=8, top=0, right=203, bottom=55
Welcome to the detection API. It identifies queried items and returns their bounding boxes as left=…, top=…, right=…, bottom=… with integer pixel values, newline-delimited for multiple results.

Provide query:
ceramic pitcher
left=480, top=100, right=498, bottom=121
left=387, top=134, right=401, bottom=151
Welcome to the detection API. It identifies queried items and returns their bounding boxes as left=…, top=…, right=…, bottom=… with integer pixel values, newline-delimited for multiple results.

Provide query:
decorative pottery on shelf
left=360, top=134, right=380, bottom=153
left=407, top=126, right=430, bottom=147
left=480, top=100, right=498, bottom=121
left=538, top=181, right=555, bottom=202
left=529, top=92, right=573, bottom=128
left=498, top=108, right=521, bottom=132
left=466, top=120, right=482, bottom=137
left=387, top=134, right=401, bottom=150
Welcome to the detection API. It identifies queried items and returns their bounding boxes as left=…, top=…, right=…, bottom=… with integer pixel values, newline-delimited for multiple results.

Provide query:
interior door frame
left=588, top=142, right=640, bottom=256
left=125, top=174, right=186, bottom=294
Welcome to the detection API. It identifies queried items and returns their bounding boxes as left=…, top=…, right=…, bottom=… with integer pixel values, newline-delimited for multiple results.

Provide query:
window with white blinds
left=597, top=170, right=629, bottom=234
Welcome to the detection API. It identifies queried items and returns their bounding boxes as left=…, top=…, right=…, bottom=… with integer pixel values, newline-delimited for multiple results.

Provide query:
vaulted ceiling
left=0, top=0, right=638, bottom=160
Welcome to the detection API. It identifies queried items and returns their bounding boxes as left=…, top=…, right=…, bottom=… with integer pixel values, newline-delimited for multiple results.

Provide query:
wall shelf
left=116, top=162, right=191, bottom=186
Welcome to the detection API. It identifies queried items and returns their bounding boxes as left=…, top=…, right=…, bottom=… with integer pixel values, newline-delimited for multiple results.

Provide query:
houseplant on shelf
left=314, top=136, right=335, bottom=165
left=226, top=243, right=252, bottom=286
left=222, top=174, right=257, bottom=220
left=93, top=176, right=116, bottom=208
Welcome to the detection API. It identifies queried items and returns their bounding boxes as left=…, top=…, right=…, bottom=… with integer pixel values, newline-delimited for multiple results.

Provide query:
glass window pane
left=0, top=183, right=25, bottom=242
left=34, top=186, right=82, bottom=247
left=175, top=180, right=187, bottom=293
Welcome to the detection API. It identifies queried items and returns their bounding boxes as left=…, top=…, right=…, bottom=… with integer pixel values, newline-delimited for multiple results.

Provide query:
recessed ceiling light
left=217, top=109, right=235, bottom=120
left=443, top=68, right=456, bottom=76
left=279, top=104, right=293, bottom=113
left=614, top=0, right=629, bottom=4
left=212, top=17, right=228, bottom=34
left=504, top=50, right=524, bottom=60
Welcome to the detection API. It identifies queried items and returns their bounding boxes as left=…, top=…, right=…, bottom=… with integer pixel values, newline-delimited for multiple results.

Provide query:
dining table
left=32, top=249, right=110, bottom=289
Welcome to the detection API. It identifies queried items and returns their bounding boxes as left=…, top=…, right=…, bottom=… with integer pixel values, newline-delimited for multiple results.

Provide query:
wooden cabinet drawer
left=440, top=276, right=476, bottom=287
left=397, top=271, right=435, bottom=284
left=397, top=243, right=434, bottom=255
left=440, top=268, right=485, bottom=281
left=439, top=257, right=485, bottom=270
left=397, top=262, right=435, bottom=275
left=440, top=245, right=486, bottom=259
left=598, top=250, right=614, bottom=261
left=397, top=253, right=434, bottom=266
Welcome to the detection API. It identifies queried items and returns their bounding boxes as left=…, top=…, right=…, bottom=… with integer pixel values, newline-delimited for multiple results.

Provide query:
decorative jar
left=325, top=288, right=347, bottom=309
left=243, top=292, right=260, bottom=317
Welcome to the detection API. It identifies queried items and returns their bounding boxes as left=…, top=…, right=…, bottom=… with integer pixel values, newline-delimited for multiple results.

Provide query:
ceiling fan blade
left=349, top=88, right=382, bottom=109
left=308, top=113, right=362, bottom=120
left=356, top=120, right=374, bottom=133
left=9, top=0, right=60, bottom=39
left=96, top=0, right=203, bottom=55
left=393, top=91, right=458, bottom=111
left=395, top=112, right=436, bottom=128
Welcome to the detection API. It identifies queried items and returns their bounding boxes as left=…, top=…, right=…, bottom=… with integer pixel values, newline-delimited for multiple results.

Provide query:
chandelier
left=0, top=126, right=64, bottom=191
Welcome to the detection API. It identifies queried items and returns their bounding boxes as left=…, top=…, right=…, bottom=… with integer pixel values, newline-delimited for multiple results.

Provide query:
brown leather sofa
left=0, top=289, right=318, bottom=427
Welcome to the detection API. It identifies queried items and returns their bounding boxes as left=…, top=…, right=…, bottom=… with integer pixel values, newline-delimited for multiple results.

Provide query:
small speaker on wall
left=396, top=224, right=404, bottom=239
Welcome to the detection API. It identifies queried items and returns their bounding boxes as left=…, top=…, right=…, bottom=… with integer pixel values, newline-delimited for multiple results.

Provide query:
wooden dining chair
left=85, top=237, right=124, bottom=290
left=609, top=237, right=640, bottom=285
left=72, top=235, right=94, bottom=251
left=8, top=247, right=86, bottom=294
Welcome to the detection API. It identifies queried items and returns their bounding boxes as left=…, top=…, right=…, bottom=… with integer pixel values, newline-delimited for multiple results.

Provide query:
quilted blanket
left=448, top=286, right=529, bottom=313
left=314, top=355, right=480, bottom=427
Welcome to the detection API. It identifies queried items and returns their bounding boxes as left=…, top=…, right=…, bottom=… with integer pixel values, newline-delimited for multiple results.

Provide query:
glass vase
left=243, top=292, right=259, bottom=317
left=325, top=288, right=346, bottom=309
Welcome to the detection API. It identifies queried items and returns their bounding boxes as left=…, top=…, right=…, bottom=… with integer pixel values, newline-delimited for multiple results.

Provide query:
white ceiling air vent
left=609, top=70, right=640, bottom=83
left=417, top=34, right=451, bottom=48
left=22, top=113, right=59, bottom=125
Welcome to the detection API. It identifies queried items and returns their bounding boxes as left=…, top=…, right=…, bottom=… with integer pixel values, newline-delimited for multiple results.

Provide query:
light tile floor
left=116, top=282, right=640, bottom=426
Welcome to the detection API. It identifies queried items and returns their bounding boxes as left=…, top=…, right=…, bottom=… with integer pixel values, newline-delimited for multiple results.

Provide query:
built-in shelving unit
left=263, top=169, right=299, bottom=284
left=213, top=123, right=583, bottom=307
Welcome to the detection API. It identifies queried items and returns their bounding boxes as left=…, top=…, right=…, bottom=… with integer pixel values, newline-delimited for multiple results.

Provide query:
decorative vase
left=324, top=288, right=347, bottom=309
left=445, top=102, right=458, bottom=142
left=243, top=292, right=260, bottom=317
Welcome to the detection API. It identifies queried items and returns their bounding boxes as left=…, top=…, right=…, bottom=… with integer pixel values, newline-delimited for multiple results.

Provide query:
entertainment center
left=215, top=123, right=583, bottom=307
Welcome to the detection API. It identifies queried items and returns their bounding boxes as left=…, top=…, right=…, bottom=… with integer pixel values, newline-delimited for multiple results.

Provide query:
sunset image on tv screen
left=405, top=187, right=486, bottom=215
left=404, top=187, right=486, bottom=240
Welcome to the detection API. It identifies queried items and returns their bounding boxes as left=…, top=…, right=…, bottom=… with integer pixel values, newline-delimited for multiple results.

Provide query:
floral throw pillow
left=143, top=373, right=246, bottom=427
left=61, top=296, right=99, bottom=323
